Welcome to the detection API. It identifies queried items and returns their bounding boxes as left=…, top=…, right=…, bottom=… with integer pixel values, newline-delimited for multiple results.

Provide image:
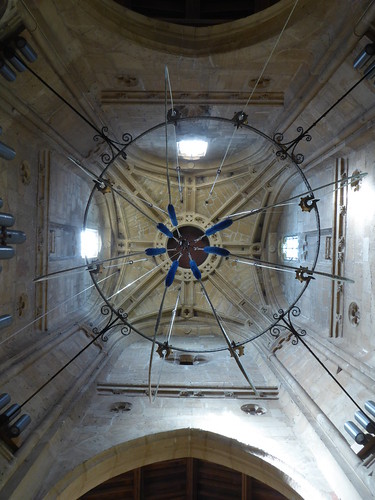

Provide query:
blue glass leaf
left=145, top=247, right=167, bottom=256
left=205, top=218, right=233, bottom=236
left=168, top=204, right=178, bottom=227
left=190, top=259, right=201, bottom=280
left=157, top=223, right=174, bottom=239
left=165, top=260, right=179, bottom=287
left=203, top=246, right=230, bottom=257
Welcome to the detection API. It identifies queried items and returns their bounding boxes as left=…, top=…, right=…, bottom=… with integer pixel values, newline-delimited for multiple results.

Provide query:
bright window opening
left=177, top=139, right=208, bottom=160
left=81, top=228, right=101, bottom=259
left=282, top=236, right=299, bottom=261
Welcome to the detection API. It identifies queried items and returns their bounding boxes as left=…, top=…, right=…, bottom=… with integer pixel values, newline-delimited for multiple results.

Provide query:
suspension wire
left=23, top=62, right=121, bottom=152
left=297, top=335, right=375, bottom=422
left=0, top=272, right=118, bottom=348
left=303, top=63, right=375, bottom=138
left=152, top=287, right=181, bottom=402
left=165, top=66, right=183, bottom=202
left=243, top=0, right=300, bottom=114
left=19, top=327, right=105, bottom=408
left=165, top=66, right=172, bottom=205
left=207, top=0, right=300, bottom=199
left=173, top=125, right=184, bottom=203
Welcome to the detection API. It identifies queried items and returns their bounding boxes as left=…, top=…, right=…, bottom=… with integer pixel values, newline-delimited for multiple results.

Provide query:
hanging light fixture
left=0, top=0, right=374, bottom=454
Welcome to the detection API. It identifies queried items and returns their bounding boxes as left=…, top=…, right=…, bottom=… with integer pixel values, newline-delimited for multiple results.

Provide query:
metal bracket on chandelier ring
left=224, top=172, right=367, bottom=221
left=230, top=255, right=354, bottom=284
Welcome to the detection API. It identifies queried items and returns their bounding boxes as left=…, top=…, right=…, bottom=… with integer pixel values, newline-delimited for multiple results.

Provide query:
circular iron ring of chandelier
left=83, top=115, right=321, bottom=353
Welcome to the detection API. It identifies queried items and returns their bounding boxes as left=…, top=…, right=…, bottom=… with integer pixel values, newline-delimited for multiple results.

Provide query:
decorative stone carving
left=20, top=161, right=31, bottom=185
left=241, top=404, right=267, bottom=415
left=348, top=302, right=360, bottom=326
left=16, top=293, right=28, bottom=317
left=110, top=402, right=132, bottom=412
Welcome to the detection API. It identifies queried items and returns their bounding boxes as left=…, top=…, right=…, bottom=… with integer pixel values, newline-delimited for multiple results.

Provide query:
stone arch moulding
left=46, top=429, right=320, bottom=499
left=82, top=0, right=311, bottom=56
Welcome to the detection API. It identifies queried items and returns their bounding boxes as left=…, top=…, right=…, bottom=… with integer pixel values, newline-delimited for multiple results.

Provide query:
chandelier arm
left=107, top=261, right=164, bottom=302
left=148, top=286, right=168, bottom=402
left=33, top=251, right=153, bottom=282
left=229, top=172, right=367, bottom=221
left=104, top=258, right=148, bottom=270
left=67, top=156, right=101, bottom=182
left=152, top=287, right=181, bottom=402
left=199, top=279, right=259, bottom=396
left=111, top=185, right=158, bottom=224
left=231, top=255, right=354, bottom=283
left=115, top=187, right=168, bottom=216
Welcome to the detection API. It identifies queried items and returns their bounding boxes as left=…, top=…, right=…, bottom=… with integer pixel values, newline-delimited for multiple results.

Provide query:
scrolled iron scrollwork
left=121, top=325, right=131, bottom=336
left=118, top=307, right=128, bottom=320
left=94, top=304, right=132, bottom=342
left=273, top=127, right=312, bottom=165
left=290, top=306, right=301, bottom=318
left=273, top=308, right=285, bottom=321
left=92, top=128, right=132, bottom=165
left=270, top=326, right=281, bottom=339
left=269, top=306, right=306, bottom=345
left=121, top=132, right=132, bottom=145
left=101, top=304, right=112, bottom=317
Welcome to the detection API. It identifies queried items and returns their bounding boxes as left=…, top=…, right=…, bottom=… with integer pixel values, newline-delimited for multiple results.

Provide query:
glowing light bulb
left=81, top=228, right=101, bottom=258
left=177, top=139, right=208, bottom=160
